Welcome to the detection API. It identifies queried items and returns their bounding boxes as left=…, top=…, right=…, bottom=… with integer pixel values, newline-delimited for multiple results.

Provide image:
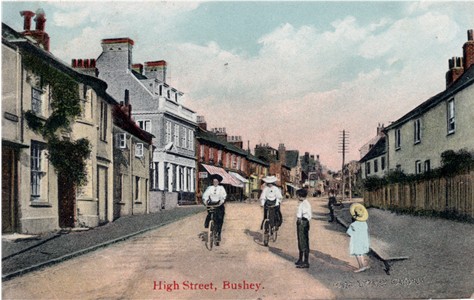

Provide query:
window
left=414, top=119, right=421, bottom=144
left=137, top=120, right=151, bottom=132
left=415, top=160, right=422, bottom=174
left=424, top=160, right=431, bottom=172
left=200, top=145, right=205, bottom=159
left=99, top=101, right=108, bottom=142
left=447, top=99, right=455, bottom=134
left=117, top=133, right=127, bottom=149
left=181, top=127, right=186, bottom=148
left=135, top=176, right=140, bottom=201
left=167, top=89, right=171, bottom=99
left=31, top=87, right=43, bottom=115
left=231, top=154, right=236, bottom=169
left=187, top=167, right=191, bottom=191
left=150, top=162, right=159, bottom=190
left=209, top=148, right=214, bottom=161
left=374, top=159, right=378, bottom=173
left=366, top=162, right=371, bottom=175
left=218, top=150, right=222, bottom=163
left=135, top=143, right=144, bottom=157
left=174, top=124, right=179, bottom=145
left=237, top=157, right=241, bottom=170
left=381, top=156, right=386, bottom=170
left=395, top=128, right=401, bottom=150
left=159, top=85, right=163, bottom=96
left=165, top=121, right=172, bottom=143
left=188, top=130, right=194, bottom=150
left=31, top=142, right=45, bottom=199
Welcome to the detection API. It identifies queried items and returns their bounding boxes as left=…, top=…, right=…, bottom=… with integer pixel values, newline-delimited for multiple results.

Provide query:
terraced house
left=73, top=38, right=197, bottom=210
left=384, top=30, right=474, bottom=174
left=2, top=17, right=118, bottom=233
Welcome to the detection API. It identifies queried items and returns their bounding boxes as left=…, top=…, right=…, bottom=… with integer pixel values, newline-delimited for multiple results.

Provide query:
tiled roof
left=359, top=136, right=386, bottom=163
left=386, top=65, right=474, bottom=130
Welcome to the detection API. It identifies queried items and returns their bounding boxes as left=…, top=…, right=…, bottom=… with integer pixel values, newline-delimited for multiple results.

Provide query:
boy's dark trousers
left=296, top=218, right=310, bottom=268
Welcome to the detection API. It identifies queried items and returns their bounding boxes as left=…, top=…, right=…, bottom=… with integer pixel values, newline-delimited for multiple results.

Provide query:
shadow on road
left=244, top=229, right=265, bottom=246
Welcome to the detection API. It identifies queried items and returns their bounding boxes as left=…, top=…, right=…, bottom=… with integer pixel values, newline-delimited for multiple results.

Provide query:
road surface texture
left=2, top=197, right=473, bottom=299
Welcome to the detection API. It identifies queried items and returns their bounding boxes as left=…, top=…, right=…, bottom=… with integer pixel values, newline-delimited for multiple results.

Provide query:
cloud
left=26, top=1, right=471, bottom=170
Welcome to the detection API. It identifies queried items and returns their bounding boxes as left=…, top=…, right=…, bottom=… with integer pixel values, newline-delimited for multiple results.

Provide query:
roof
left=385, top=65, right=474, bottom=131
left=112, top=105, right=154, bottom=144
left=2, top=23, right=117, bottom=106
left=196, top=128, right=269, bottom=166
left=359, top=136, right=386, bottom=163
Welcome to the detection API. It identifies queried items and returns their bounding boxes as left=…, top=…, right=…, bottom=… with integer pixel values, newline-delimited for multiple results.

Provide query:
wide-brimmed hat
left=209, top=174, right=223, bottom=183
left=262, top=175, right=278, bottom=184
left=350, top=203, right=369, bottom=222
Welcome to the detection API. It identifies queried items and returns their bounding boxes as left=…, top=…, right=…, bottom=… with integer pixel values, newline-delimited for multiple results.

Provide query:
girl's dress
left=346, top=220, right=370, bottom=256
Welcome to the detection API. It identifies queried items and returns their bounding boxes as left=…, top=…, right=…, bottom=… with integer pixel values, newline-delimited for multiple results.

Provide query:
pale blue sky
left=2, top=1, right=473, bottom=170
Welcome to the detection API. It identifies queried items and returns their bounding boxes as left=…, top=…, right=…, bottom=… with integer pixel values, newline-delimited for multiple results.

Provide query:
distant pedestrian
left=295, top=188, right=311, bottom=269
left=346, top=203, right=370, bottom=273
left=327, top=190, right=337, bottom=222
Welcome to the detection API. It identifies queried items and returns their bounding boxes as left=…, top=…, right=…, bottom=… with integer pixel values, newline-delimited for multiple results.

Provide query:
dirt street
left=2, top=197, right=455, bottom=299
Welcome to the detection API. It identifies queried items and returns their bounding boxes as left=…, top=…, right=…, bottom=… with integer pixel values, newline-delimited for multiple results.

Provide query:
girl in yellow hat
left=346, top=203, right=370, bottom=272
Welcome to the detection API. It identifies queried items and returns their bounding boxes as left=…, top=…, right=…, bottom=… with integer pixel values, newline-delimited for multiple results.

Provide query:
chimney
left=144, top=60, right=167, bottom=82
left=121, top=89, right=132, bottom=119
left=20, top=11, right=35, bottom=31
left=99, top=38, right=134, bottom=71
left=376, top=123, right=385, bottom=136
left=132, top=63, right=144, bottom=75
left=20, top=9, right=50, bottom=51
left=278, top=143, right=286, bottom=163
left=71, top=58, right=97, bottom=76
left=197, top=115, right=207, bottom=130
left=463, top=29, right=474, bottom=71
left=34, top=8, right=46, bottom=31
left=446, top=56, right=464, bottom=88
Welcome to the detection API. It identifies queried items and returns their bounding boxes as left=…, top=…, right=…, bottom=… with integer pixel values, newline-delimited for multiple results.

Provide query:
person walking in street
left=203, top=174, right=227, bottom=246
left=260, top=175, right=283, bottom=230
left=295, top=188, right=311, bottom=268
left=328, top=190, right=337, bottom=222
left=346, top=203, right=370, bottom=273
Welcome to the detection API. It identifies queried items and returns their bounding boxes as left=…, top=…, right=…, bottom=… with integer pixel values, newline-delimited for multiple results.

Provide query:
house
left=112, top=101, right=154, bottom=218
left=254, top=143, right=291, bottom=196
left=359, top=124, right=387, bottom=179
left=195, top=117, right=251, bottom=202
left=73, top=38, right=197, bottom=209
left=384, top=30, right=474, bottom=174
left=2, top=17, right=117, bottom=233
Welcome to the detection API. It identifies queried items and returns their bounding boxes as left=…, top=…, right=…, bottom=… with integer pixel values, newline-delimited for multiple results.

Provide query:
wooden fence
left=364, top=171, right=474, bottom=218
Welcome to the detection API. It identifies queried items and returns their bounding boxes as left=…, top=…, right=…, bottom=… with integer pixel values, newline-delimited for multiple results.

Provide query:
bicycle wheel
left=263, top=219, right=269, bottom=246
left=272, top=226, right=278, bottom=242
left=208, top=220, right=214, bottom=250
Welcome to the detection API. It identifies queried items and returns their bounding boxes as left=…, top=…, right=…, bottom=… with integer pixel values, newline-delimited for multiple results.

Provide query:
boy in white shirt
left=295, top=188, right=312, bottom=268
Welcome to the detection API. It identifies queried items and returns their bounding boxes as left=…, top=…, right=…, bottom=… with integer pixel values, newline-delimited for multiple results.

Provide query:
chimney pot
left=468, top=29, right=474, bottom=41
left=20, top=10, right=35, bottom=31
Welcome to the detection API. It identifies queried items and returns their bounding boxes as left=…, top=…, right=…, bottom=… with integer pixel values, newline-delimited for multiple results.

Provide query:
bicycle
left=206, top=204, right=220, bottom=250
left=262, top=204, right=278, bottom=246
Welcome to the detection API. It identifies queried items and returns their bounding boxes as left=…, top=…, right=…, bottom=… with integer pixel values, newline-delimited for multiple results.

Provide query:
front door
left=97, top=166, right=108, bottom=224
left=2, top=148, right=18, bottom=233
left=58, top=173, right=76, bottom=228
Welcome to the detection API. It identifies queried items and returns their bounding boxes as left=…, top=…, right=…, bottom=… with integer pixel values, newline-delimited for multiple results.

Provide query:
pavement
left=2, top=205, right=206, bottom=281
left=2, top=197, right=474, bottom=298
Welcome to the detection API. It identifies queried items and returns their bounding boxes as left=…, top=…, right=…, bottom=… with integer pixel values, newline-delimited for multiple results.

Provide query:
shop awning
left=202, top=164, right=243, bottom=187
left=229, top=171, right=249, bottom=184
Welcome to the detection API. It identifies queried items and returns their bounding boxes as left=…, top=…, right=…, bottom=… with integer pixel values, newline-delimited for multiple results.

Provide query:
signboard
left=199, top=172, right=208, bottom=179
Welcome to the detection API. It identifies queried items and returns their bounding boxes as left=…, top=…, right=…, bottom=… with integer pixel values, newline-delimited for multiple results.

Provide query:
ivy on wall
left=23, top=52, right=91, bottom=186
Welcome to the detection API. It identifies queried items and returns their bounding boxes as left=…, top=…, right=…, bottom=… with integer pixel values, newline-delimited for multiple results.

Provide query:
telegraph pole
left=338, top=130, right=349, bottom=201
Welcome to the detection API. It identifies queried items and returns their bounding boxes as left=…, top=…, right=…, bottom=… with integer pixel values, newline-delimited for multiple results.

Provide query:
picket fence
left=363, top=171, right=474, bottom=218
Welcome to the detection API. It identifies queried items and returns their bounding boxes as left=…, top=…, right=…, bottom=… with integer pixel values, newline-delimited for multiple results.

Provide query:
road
left=1, top=198, right=443, bottom=299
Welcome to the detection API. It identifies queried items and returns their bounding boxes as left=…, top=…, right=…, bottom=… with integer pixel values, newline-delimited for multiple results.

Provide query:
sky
left=2, top=1, right=473, bottom=171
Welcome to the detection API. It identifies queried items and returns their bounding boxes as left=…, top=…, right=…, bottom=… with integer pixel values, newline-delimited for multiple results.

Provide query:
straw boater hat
left=209, top=174, right=223, bottom=183
left=262, top=175, right=278, bottom=184
left=350, top=203, right=369, bottom=222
